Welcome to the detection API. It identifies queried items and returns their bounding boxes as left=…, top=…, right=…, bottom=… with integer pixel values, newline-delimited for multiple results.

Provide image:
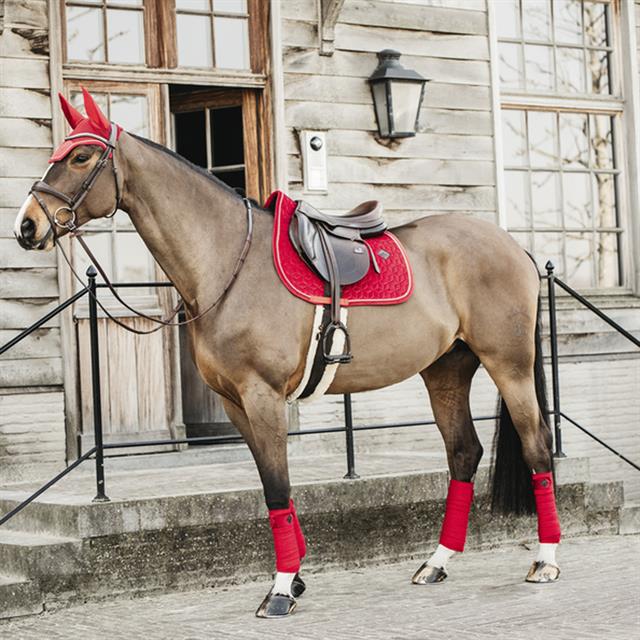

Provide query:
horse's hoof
left=525, top=560, right=560, bottom=583
left=292, top=573, right=306, bottom=598
left=255, top=592, right=297, bottom=618
left=411, top=561, right=448, bottom=585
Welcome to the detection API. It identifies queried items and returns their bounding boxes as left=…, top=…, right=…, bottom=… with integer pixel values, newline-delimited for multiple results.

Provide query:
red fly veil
left=50, top=88, right=122, bottom=163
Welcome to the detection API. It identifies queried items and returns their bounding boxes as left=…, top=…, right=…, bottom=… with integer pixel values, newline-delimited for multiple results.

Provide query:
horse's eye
left=73, top=154, right=90, bottom=164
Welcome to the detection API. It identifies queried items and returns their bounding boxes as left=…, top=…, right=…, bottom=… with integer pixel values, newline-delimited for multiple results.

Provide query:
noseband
left=29, top=125, right=121, bottom=248
left=27, top=124, right=253, bottom=335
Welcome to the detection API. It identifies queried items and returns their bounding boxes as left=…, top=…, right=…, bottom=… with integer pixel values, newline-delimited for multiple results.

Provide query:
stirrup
left=322, top=321, right=352, bottom=365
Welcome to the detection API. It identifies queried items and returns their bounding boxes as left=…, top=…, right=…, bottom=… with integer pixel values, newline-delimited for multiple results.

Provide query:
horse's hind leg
left=412, top=341, right=483, bottom=585
left=221, top=386, right=306, bottom=618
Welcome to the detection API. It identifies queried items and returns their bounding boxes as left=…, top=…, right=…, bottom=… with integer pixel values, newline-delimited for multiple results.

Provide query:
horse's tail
left=490, top=290, right=553, bottom=515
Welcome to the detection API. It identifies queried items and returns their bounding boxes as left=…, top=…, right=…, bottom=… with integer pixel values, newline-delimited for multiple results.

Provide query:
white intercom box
left=300, top=130, right=328, bottom=192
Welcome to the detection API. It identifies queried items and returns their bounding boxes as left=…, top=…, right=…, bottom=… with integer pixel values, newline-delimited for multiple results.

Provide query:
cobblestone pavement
left=3, top=535, right=638, bottom=640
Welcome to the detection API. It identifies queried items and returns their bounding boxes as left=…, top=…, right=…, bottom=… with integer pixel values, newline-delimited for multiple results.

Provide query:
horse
left=14, top=90, right=561, bottom=618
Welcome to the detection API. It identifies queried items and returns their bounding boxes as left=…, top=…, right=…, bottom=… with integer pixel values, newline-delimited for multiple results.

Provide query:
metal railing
left=0, top=263, right=638, bottom=526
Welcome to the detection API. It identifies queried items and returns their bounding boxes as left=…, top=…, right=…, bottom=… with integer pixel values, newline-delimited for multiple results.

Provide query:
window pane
left=211, top=168, right=245, bottom=192
left=74, top=233, right=113, bottom=290
left=590, top=114, right=613, bottom=169
left=528, top=111, right=557, bottom=168
left=502, top=109, right=527, bottom=166
left=107, top=9, right=145, bottom=64
left=116, top=233, right=154, bottom=283
left=559, top=112, right=588, bottom=168
left=176, top=0, right=210, bottom=10
left=596, top=233, right=620, bottom=287
left=495, top=0, right=520, bottom=39
left=562, top=172, right=591, bottom=228
left=565, top=232, right=593, bottom=287
left=499, top=42, right=523, bottom=90
left=210, top=106, right=244, bottom=166
left=592, top=173, right=617, bottom=228
left=531, top=172, right=561, bottom=227
left=70, top=90, right=109, bottom=116
left=586, top=50, right=610, bottom=94
left=110, top=0, right=143, bottom=5
left=556, top=47, right=585, bottom=93
left=389, top=81, right=423, bottom=134
left=175, top=110, right=207, bottom=167
left=510, top=231, right=532, bottom=253
left=554, top=0, right=583, bottom=44
left=534, top=232, right=563, bottom=273
left=213, top=0, right=247, bottom=13
left=583, top=2, right=608, bottom=48
left=214, top=17, right=249, bottom=69
left=177, top=14, right=213, bottom=67
left=522, top=0, right=551, bottom=41
left=524, top=44, right=553, bottom=91
left=505, top=171, right=530, bottom=228
left=66, top=6, right=105, bottom=62
left=110, top=94, right=149, bottom=136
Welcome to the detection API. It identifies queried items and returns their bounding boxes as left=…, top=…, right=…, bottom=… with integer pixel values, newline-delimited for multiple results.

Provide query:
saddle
left=289, top=200, right=387, bottom=364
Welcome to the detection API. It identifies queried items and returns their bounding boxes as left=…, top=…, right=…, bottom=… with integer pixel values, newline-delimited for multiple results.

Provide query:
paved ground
left=3, top=535, right=638, bottom=640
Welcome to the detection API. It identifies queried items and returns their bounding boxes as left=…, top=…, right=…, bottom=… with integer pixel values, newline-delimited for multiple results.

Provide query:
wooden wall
left=0, top=0, right=66, bottom=482
left=282, top=0, right=495, bottom=225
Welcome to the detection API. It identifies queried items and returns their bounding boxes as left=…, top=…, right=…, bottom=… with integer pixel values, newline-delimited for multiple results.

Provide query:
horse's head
left=14, top=88, right=123, bottom=251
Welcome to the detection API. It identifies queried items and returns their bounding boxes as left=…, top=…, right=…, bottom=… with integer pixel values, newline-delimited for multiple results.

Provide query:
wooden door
left=69, top=81, right=182, bottom=451
left=170, top=86, right=271, bottom=437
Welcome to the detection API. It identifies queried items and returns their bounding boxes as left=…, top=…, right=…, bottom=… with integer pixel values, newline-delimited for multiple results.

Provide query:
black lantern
left=368, top=49, right=428, bottom=139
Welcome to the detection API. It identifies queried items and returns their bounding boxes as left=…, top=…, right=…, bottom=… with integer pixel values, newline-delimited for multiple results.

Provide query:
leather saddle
left=289, top=200, right=387, bottom=364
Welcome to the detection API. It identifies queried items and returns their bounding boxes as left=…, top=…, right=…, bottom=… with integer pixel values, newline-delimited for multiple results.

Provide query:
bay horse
left=14, top=91, right=561, bottom=618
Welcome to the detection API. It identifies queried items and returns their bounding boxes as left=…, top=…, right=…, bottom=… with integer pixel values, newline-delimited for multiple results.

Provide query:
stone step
left=0, top=575, right=43, bottom=619
left=619, top=504, right=640, bottom=534
left=0, top=530, right=81, bottom=582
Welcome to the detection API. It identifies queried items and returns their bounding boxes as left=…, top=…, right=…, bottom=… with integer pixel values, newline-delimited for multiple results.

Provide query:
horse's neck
left=117, top=133, right=251, bottom=306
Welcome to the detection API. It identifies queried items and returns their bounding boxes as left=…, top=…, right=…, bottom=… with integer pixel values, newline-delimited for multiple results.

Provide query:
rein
left=30, top=125, right=254, bottom=335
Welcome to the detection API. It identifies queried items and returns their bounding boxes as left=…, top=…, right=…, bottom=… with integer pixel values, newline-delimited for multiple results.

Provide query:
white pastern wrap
left=273, top=571, right=296, bottom=597
left=287, top=306, right=348, bottom=404
left=427, top=544, right=456, bottom=570
left=536, top=542, right=558, bottom=565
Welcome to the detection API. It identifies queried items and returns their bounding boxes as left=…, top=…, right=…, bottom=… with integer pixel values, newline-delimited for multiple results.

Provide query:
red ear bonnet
left=49, top=87, right=122, bottom=163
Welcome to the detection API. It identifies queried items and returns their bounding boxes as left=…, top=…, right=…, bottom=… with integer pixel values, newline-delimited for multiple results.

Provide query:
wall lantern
left=368, top=49, right=428, bottom=139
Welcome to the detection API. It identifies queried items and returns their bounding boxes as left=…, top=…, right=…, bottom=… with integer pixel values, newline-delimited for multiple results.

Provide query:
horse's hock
left=0, top=453, right=635, bottom=619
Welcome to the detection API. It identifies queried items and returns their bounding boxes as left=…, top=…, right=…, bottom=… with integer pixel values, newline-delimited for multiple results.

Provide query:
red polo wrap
left=289, top=499, right=307, bottom=559
left=269, top=504, right=300, bottom=573
left=532, top=471, right=561, bottom=543
left=439, top=479, right=474, bottom=552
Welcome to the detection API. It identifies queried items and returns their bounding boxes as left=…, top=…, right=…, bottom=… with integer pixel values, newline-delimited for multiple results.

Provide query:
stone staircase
left=0, top=453, right=634, bottom=620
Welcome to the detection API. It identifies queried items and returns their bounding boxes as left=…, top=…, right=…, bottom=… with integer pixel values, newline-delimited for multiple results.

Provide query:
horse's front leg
left=222, top=387, right=306, bottom=618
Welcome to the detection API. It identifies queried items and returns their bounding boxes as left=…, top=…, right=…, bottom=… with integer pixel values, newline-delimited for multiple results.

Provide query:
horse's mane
left=131, top=133, right=262, bottom=209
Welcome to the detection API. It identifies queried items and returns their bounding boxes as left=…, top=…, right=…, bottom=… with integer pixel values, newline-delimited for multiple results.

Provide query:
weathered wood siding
left=0, top=1, right=66, bottom=482
left=282, top=0, right=495, bottom=224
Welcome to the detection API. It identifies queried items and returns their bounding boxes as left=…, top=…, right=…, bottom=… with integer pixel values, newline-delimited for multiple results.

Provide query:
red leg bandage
left=269, top=505, right=301, bottom=573
left=439, top=479, right=474, bottom=552
left=532, top=472, right=561, bottom=543
left=289, top=499, right=307, bottom=560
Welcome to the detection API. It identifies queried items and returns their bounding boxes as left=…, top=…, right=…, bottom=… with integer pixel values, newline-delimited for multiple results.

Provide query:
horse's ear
left=81, top=86, right=110, bottom=132
left=59, top=93, right=84, bottom=128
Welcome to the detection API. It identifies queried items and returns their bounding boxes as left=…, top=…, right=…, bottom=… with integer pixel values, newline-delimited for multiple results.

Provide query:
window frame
left=60, top=0, right=269, bottom=84
left=489, top=0, right=637, bottom=295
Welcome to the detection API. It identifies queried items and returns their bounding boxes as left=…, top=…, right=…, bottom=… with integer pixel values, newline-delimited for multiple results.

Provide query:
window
left=66, top=83, right=162, bottom=304
left=65, top=0, right=146, bottom=65
left=175, top=0, right=250, bottom=70
left=496, top=0, right=624, bottom=289
left=63, top=0, right=257, bottom=72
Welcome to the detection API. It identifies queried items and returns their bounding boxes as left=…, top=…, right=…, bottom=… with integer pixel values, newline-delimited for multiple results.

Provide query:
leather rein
left=29, top=124, right=254, bottom=335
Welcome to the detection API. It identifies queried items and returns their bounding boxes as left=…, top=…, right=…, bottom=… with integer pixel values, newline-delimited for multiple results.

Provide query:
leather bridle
left=28, top=124, right=254, bottom=335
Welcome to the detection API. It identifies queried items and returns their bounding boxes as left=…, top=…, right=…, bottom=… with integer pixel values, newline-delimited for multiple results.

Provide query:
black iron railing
left=0, top=263, right=638, bottom=526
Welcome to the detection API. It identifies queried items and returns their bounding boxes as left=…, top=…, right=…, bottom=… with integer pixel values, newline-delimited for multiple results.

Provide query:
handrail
left=0, top=264, right=638, bottom=529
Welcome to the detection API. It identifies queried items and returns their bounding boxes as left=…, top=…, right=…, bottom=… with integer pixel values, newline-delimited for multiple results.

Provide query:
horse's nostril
left=21, top=218, right=36, bottom=239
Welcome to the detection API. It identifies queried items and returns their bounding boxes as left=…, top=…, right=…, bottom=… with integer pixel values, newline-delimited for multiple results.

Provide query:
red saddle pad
left=266, top=190, right=413, bottom=306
